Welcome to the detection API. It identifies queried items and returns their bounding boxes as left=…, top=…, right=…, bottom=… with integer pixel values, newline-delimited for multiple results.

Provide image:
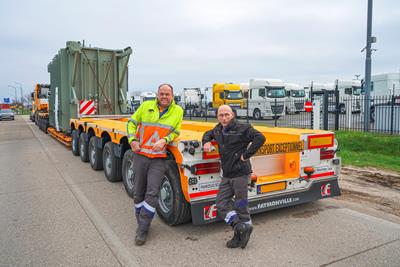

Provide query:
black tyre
left=71, top=130, right=80, bottom=156
left=253, top=109, right=261, bottom=120
left=89, top=136, right=103, bottom=170
left=122, top=150, right=135, bottom=198
left=79, top=133, right=89, bottom=162
left=157, top=161, right=192, bottom=225
left=102, top=142, right=122, bottom=182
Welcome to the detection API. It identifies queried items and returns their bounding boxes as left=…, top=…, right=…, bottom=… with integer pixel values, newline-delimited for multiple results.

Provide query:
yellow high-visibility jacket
left=127, top=99, right=183, bottom=158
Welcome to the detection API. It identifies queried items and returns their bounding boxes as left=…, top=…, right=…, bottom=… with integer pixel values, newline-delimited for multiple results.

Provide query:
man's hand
left=152, top=138, right=167, bottom=151
left=203, top=142, right=212, bottom=152
left=130, top=141, right=140, bottom=152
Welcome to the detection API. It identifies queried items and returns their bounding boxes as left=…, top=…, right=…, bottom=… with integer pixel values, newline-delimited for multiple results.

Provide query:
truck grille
left=294, top=102, right=304, bottom=110
left=271, top=104, right=284, bottom=115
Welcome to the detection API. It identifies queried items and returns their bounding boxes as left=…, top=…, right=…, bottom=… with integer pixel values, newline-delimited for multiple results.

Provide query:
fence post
left=246, top=93, right=249, bottom=123
left=323, top=91, right=329, bottom=130
left=335, top=81, right=339, bottom=130
left=390, top=94, right=395, bottom=135
left=274, top=98, right=277, bottom=127
left=313, top=100, right=321, bottom=130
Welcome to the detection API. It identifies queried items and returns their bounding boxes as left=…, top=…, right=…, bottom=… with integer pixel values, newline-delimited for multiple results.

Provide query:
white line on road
left=27, top=120, right=139, bottom=267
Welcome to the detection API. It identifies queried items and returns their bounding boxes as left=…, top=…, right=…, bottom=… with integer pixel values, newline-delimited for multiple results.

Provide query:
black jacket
left=202, top=119, right=266, bottom=178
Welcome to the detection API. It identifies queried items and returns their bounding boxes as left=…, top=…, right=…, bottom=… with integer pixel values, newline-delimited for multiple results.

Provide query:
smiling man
left=127, top=83, right=183, bottom=246
left=202, top=105, right=265, bottom=249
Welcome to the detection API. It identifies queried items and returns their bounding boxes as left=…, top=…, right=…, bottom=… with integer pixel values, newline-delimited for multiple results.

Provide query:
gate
left=310, top=89, right=339, bottom=130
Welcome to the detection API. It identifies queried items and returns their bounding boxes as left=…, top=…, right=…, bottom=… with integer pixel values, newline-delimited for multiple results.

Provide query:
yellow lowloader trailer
left=70, top=117, right=341, bottom=225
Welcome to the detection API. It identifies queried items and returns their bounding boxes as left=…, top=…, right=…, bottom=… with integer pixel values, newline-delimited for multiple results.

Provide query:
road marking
left=27, top=119, right=139, bottom=267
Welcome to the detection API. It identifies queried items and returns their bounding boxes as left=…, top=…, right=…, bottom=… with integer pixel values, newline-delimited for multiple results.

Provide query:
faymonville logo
left=251, top=197, right=300, bottom=211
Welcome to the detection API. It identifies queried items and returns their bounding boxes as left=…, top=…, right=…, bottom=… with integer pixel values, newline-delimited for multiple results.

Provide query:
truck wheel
left=71, top=130, right=80, bottom=156
left=103, top=142, right=122, bottom=182
left=79, top=133, right=89, bottom=162
left=89, top=136, right=103, bottom=170
left=122, top=150, right=135, bottom=198
left=157, top=161, right=192, bottom=225
left=253, top=109, right=261, bottom=120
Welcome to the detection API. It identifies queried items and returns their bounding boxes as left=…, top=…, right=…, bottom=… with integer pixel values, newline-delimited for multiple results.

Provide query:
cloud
left=0, top=0, right=399, bottom=100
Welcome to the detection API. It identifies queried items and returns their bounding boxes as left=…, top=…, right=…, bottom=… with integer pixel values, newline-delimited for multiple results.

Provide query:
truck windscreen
left=352, top=87, right=361, bottom=96
left=267, top=87, right=286, bottom=98
left=225, top=90, right=243, bottom=100
left=291, top=90, right=305, bottom=97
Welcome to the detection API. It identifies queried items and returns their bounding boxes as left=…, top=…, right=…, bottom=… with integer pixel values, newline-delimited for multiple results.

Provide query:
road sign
left=305, top=101, right=313, bottom=112
left=3, top=98, right=10, bottom=103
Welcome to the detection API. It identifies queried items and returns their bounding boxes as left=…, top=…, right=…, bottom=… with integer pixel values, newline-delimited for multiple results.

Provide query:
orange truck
left=69, top=117, right=341, bottom=225
left=30, top=84, right=50, bottom=132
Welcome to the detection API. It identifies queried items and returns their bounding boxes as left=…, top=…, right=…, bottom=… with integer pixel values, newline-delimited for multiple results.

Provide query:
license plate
left=257, top=182, right=286, bottom=194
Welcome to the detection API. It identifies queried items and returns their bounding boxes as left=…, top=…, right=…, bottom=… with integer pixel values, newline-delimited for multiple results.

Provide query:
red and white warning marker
left=304, top=101, right=313, bottom=112
left=79, top=100, right=96, bottom=116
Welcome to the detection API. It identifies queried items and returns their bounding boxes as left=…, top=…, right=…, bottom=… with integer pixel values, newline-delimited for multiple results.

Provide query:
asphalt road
left=1, top=116, right=399, bottom=267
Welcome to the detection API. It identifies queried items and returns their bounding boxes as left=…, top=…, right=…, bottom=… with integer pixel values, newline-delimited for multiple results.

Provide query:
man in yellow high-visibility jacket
left=127, top=84, right=183, bottom=246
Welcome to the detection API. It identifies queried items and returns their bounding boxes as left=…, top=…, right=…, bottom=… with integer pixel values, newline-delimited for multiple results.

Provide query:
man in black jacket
left=202, top=105, right=265, bottom=248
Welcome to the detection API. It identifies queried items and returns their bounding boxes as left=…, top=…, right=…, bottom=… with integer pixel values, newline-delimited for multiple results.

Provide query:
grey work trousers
left=133, top=153, right=166, bottom=230
left=216, top=174, right=251, bottom=227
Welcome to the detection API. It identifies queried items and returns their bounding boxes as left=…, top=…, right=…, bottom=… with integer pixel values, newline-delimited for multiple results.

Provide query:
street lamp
left=13, top=81, right=24, bottom=105
left=7, top=85, right=18, bottom=104
left=354, top=74, right=361, bottom=80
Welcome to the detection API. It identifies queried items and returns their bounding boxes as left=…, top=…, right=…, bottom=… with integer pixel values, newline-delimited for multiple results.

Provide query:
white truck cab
left=284, top=83, right=306, bottom=114
left=247, top=78, right=286, bottom=119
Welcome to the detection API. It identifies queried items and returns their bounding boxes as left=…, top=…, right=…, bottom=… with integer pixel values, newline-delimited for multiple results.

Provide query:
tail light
left=320, top=149, right=335, bottom=160
left=191, top=162, right=220, bottom=175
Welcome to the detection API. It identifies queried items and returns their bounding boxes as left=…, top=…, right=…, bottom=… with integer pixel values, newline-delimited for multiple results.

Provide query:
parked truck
left=30, top=83, right=50, bottom=131
left=236, top=78, right=286, bottom=119
left=284, top=83, right=306, bottom=114
left=33, top=41, right=342, bottom=227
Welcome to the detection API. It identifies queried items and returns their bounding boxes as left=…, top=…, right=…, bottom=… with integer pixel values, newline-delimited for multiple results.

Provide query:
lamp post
left=8, top=85, right=18, bottom=104
left=13, top=82, right=24, bottom=106
left=362, top=0, right=375, bottom=131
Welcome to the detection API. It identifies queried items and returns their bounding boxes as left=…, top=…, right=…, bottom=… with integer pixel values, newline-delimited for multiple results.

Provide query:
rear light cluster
left=320, top=149, right=335, bottom=160
left=192, top=162, right=220, bottom=175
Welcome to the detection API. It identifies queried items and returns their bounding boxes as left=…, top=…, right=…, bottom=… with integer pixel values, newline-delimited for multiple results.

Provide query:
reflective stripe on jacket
left=126, top=99, right=183, bottom=158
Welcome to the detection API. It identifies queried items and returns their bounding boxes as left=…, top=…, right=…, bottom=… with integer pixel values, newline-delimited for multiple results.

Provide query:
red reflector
left=320, top=149, right=335, bottom=160
left=193, top=162, right=220, bottom=175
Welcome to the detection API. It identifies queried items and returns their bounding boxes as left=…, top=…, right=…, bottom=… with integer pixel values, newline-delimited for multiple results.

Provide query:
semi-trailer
left=35, top=41, right=341, bottom=226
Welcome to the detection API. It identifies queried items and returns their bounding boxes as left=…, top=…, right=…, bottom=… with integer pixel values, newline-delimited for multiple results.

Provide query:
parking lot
left=1, top=116, right=399, bottom=266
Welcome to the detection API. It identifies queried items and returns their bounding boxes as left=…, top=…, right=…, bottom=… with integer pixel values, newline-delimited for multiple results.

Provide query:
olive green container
left=48, top=41, right=132, bottom=133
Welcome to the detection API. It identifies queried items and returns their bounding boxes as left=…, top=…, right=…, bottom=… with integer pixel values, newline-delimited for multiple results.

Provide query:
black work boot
left=226, top=231, right=241, bottom=248
left=235, top=223, right=253, bottom=249
left=135, top=228, right=148, bottom=246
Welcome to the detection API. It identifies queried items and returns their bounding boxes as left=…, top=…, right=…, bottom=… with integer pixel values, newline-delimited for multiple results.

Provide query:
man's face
left=157, top=85, right=173, bottom=108
left=217, top=107, right=234, bottom=127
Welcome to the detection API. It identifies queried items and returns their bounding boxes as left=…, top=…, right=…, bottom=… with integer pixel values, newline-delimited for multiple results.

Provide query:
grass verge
left=335, top=130, right=400, bottom=173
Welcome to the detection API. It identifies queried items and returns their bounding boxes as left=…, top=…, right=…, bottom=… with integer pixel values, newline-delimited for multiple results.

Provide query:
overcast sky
left=0, top=0, right=399, bottom=101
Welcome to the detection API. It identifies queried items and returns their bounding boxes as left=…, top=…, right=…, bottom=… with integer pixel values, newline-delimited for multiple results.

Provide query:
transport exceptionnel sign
left=254, top=141, right=304, bottom=156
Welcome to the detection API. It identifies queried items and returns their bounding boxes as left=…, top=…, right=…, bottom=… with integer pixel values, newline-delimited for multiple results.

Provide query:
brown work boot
left=234, top=223, right=253, bottom=249
left=226, top=231, right=241, bottom=248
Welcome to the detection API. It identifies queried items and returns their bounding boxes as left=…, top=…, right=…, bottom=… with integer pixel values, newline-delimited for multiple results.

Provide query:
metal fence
left=183, top=94, right=400, bottom=135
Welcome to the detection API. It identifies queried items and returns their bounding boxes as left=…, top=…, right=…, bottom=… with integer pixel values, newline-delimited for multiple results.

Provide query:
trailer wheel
left=122, top=150, right=135, bottom=198
left=89, top=136, right=103, bottom=170
left=253, top=109, right=261, bottom=120
left=79, top=133, right=89, bottom=162
left=71, top=130, right=80, bottom=156
left=157, top=161, right=191, bottom=225
left=102, top=142, right=122, bottom=182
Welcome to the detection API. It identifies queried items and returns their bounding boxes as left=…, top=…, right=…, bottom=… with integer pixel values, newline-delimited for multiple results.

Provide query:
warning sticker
left=254, top=141, right=304, bottom=156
